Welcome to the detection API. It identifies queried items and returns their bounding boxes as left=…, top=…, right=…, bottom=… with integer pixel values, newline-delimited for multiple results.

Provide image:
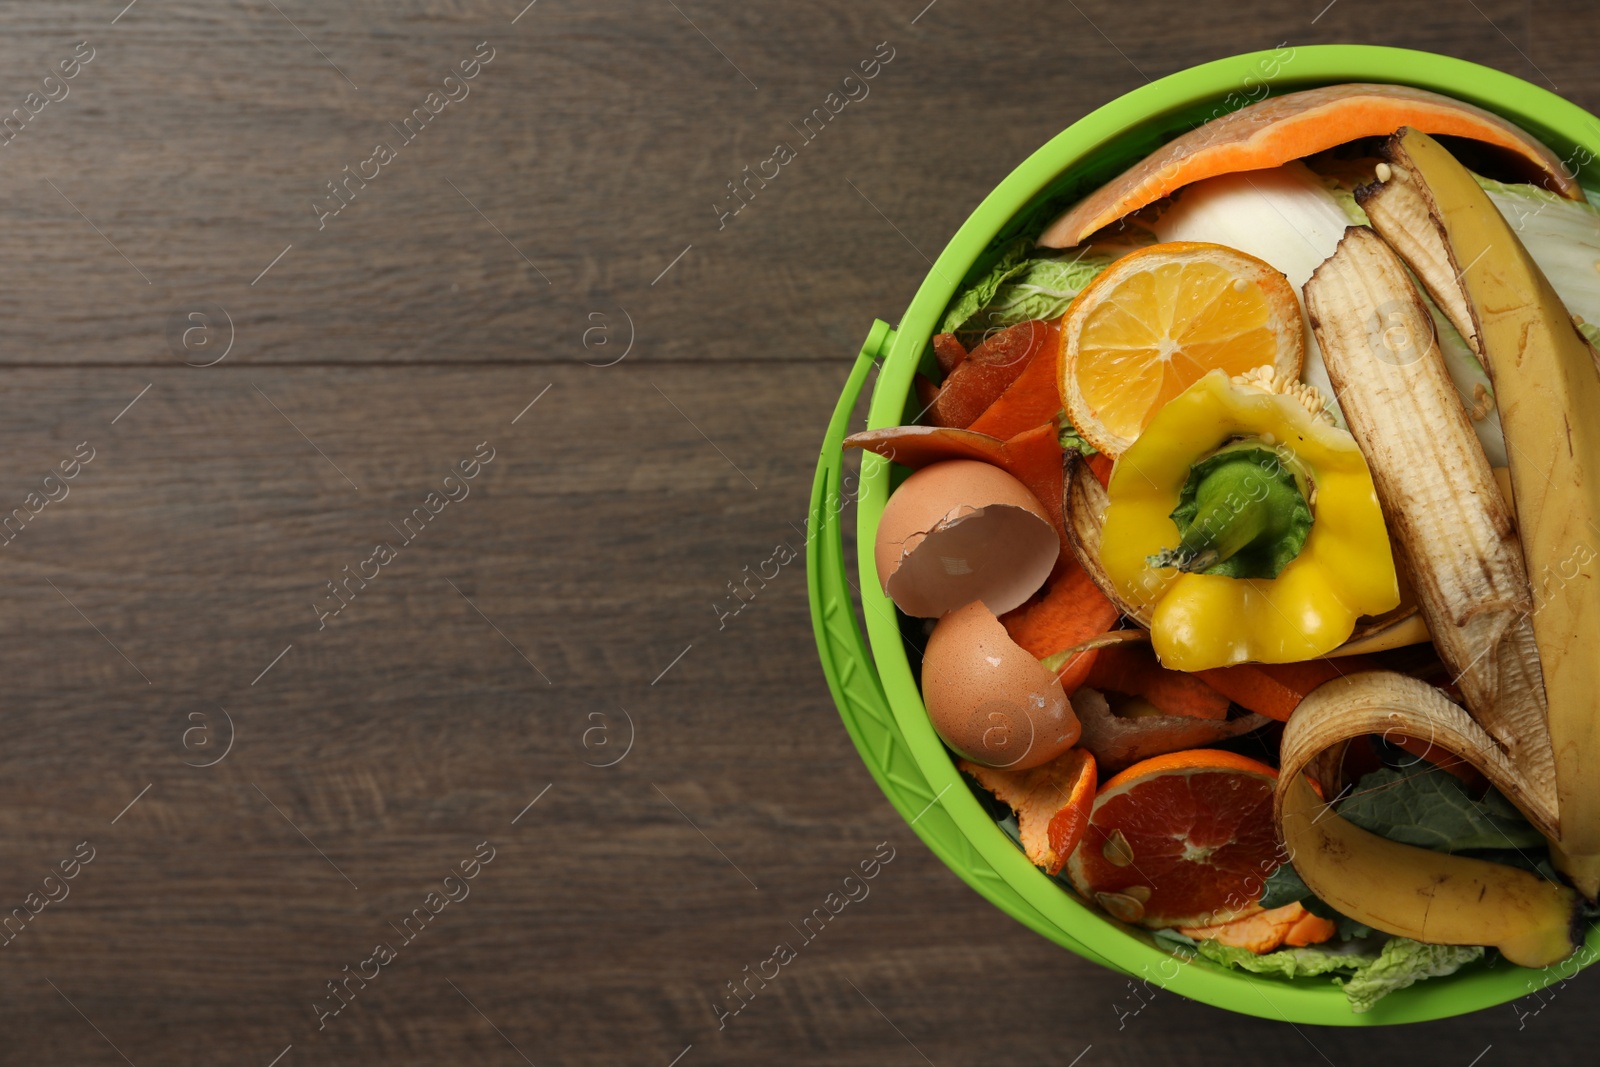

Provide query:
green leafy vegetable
left=1195, top=937, right=1379, bottom=981
left=939, top=238, right=1111, bottom=334
left=1335, top=916, right=1375, bottom=941
left=1150, top=927, right=1198, bottom=950
left=1335, top=939, right=1486, bottom=1014
left=1335, top=765, right=1545, bottom=852
left=1196, top=936, right=1483, bottom=1013
left=1258, top=862, right=1311, bottom=910
left=973, top=252, right=1114, bottom=329
left=939, top=237, right=1033, bottom=334
left=1056, top=410, right=1098, bottom=457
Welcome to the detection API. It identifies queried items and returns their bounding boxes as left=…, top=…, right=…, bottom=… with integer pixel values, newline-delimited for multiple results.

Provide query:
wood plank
left=1, top=1, right=1587, bottom=368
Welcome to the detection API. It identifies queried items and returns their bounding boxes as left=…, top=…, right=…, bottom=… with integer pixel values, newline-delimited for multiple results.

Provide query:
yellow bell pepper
left=1100, top=370, right=1399, bottom=671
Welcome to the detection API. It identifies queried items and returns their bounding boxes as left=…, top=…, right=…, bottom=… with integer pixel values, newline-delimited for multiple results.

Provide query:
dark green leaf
left=1259, top=861, right=1311, bottom=909
left=1335, top=766, right=1546, bottom=853
left=1150, top=927, right=1198, bottom=950
left=1258, top=861, right=1371, bottom=939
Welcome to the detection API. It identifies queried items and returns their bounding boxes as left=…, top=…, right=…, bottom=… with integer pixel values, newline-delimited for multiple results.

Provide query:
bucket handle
left=806, top=320, right=1133, bottom=975
left=805, top=319, right=894, bottom=765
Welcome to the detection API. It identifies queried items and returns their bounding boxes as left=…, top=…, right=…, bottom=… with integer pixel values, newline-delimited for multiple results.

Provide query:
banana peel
left=1266, top=128, right=1600, bottom=969
left=1306, top=225, right=1559, bottom=823
left=1329, top=613, right=1430, bottom=657
left=1360, top=128, right=1600, bottom=899
left=1295, top=221, right=1580, bottom=965
left=1276, top=672, right=1582, bottom=968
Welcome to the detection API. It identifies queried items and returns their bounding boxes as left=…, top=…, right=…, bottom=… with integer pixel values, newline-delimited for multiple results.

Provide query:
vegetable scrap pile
left=847, top=83, right=1600, bottom=1012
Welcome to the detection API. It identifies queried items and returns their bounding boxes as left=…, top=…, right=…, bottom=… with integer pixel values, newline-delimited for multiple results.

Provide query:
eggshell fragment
left=875, top=459, right=1059, bottom=618
left=922, top=600, right=1079, bottom=769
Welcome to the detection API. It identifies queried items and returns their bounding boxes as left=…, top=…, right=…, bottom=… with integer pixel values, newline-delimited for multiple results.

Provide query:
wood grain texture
left=0, top=0, right=1598, bottom=1063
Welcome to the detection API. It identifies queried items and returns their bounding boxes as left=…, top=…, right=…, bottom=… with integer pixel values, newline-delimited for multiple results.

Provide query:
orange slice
left=1059, top=242, right=1303, bottom=456
left=1064, top=748, right=1280, bottom=928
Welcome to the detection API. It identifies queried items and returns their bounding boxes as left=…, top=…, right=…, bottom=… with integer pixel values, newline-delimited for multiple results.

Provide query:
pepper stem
left=1148, top=441, right=1313, bottom=580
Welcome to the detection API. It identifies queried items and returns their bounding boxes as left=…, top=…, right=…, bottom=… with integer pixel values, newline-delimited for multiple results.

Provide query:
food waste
left=846, top=83, right=1600, bottom=1012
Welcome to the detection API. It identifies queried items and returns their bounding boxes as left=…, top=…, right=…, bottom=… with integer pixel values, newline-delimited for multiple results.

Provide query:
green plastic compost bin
left=807, top=45, right=1600, bottom=1025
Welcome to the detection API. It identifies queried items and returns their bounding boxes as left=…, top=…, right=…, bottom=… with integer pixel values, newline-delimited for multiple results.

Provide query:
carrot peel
left=1086, top=643, right=1230, bottom=720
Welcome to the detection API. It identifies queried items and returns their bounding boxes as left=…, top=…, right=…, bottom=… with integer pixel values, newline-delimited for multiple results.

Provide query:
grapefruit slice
left=1064, top=748, right=1281, bottom=928
left=1038, top=83, right=1582, bottom=249
left=1059, top=242, right=1303, bottom=456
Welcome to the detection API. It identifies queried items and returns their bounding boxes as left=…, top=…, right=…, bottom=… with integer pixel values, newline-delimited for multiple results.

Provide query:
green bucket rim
left=820, top=44, right=1600, bottom=1025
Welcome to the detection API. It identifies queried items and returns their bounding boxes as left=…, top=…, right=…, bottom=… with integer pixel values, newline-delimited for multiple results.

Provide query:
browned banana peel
left=1330, top=613, right=1430, bottom=657
left=1277, top=672, right=1582, bottom=968
left=1300, top=224, right=1582, bottom=961
left=1307, top=225, right=1559, bottom=824
left=1360, top=127, right=1600, bottom=898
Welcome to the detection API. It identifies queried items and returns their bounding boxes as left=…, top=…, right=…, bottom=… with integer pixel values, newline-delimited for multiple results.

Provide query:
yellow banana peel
left=1270, top=127, right=1600, bottom=971
left=1361, top=128, right=1600, bottom=899
left=1276, top=673, right=1581, bottom=968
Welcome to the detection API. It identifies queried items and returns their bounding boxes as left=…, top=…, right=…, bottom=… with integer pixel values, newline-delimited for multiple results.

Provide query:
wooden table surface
left=2, top=1, right=1597, bottom=1063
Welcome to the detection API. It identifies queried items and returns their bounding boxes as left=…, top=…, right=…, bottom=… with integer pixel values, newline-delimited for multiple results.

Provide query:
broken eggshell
left=922, top=600, right=1080, bottom=769
left=874, top=459, right=1059, bottom=618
